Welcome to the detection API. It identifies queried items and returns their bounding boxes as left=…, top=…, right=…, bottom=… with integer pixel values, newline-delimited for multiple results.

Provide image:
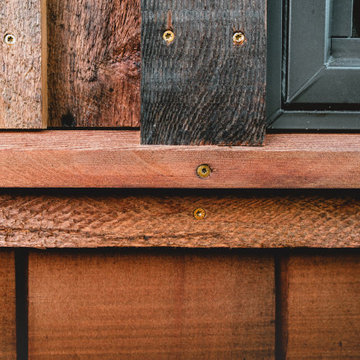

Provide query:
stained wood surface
left=0, top=0, right=45, bottom=128
left=281, top=253, right=360, bottom=359
left=47, top=0, right=140, bottom=127
left=0, top=191, right=360, bottom=248
left=141, top=0, right=266, bottom=145
left=28, top=250, right=275, bottom=359
left=1, top=132, right=360, bottom=188
left=0, top=251, right=16, bottom=359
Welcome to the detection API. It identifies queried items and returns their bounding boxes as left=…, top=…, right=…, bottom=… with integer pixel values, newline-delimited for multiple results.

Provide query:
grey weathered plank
left=141, top=0, right=267, bottom=145
left=0, top=0, right=46, bottom=128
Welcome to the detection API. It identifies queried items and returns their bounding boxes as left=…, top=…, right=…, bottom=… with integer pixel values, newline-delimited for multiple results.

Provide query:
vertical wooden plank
left=0, top=0, right=46, bottom=128
left=28, top=250, right=275, bottom=359
left=47, top=0, right=140, bottom=128
left=0, top=251, right=16, bottom=359
left=141, top=0, right=267, bottom=145
left=284, top=253, right=360, bottom=359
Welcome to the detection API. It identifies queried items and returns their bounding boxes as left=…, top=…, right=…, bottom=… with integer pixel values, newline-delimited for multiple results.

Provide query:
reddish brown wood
left=28, top=250, right=275, bottom=359
left=0, top=251, right=16, bottom=359
left=0, top=191, right=359, bottom=248
left=284, top=253, right=360, bottom=359
left=47, top=0, right=140, bottom=127
left=275, top=254, right=289, bottom=360
left=1, top=131, right=360, bottom=188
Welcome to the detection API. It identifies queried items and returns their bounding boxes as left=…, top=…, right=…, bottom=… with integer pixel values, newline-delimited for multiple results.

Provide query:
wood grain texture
left=28, top=250, right=275, bottom=359
left=0, top=251, right=16, bottom=359
left=141, top=0, right=266, bottom=145
left=283, top=253, right=360, bottom=359
left=0, top=0, right=45, bottom=128
left=2, top=131, right=360, bottom=188
left=47, top=0, right=140, bottom=127
left=0, top=191, right=360, bottom=248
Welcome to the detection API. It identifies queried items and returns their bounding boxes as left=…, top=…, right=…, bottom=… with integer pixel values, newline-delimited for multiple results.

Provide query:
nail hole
left=196, top=164, right=211, bottom=179
left=163, top=30, right=175, bottom=44
left=193, top=208, right=206, bottom=220
left=4, top=33, right=16, bottom=45
left=233, top=31, right=245, bottom=45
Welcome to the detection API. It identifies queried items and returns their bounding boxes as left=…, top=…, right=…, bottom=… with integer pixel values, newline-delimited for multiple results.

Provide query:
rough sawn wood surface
left=0, top=191, right=359, bottom=248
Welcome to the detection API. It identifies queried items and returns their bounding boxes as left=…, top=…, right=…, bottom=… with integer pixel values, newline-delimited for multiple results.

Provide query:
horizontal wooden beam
left=0, top=191, right=359, bottom=248
left=1, top=131, right=360, bottom=188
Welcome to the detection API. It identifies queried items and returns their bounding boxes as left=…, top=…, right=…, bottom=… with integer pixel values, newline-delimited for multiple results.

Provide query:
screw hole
left=196, top=164, right=211, bottom=179
left=193, top=208, right=206, bottom=220
left=163, top=30, right=175, bottom=44
left=233, top=31, right=245, bottom=45
left=4, top=33, right=16, bottom=45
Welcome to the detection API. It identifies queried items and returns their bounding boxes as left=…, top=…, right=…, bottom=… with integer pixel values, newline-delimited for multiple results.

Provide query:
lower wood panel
left=0, top=190, right=360, bottom=248
left=28, top=249, right=275, bottom=359
left=0, top=250, right=16, bottom=359
left=282, top=252, right=360, bottom=359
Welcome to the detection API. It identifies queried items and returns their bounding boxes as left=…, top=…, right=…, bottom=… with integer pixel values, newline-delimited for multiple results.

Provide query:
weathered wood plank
left=1, top=132, right=360, bottom=188
left=0, top=251, right=16, bottom=359
left=0, top=191, right=359, bottom=248
left=47, top=0, right=140, bottom=127
left=0, top=0, right=46, bottom=128
left=28, top=250, right=275, bottom=359
left=141, top=0, right=266, bottom=145
left=282, top=253, right=360, bottom=359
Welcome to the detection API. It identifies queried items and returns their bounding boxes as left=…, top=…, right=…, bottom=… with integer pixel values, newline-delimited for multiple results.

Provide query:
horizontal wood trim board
left=1, top=131, right=360, bottom=188
left=0, top=192, right=359, bottom=248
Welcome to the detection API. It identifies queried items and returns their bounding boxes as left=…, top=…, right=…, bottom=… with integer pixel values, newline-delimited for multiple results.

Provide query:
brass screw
left=196, top=164, right=211, bottom=179
left=193, top=208, right=206, bottom=220
left=163, top=30, right=175, bottom=44
left=233, top=31, right=245, bottom=45
left=4, top=33, right=16, bottom=45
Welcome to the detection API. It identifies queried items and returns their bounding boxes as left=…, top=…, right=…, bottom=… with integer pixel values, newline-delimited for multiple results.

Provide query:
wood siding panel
left=0, top=191, right=359, bottom=248
left=141, top=0, right=266, bottom=145
left=0, top=251, right=16, bottom=359
left=47, top=0, right=140, bottom=127
left=28, top=250, right=275, bottom=359
left=283, top=253, right=360, bottom=359
left=0, top=0, right=45, bottom=128
left=2, top=132, right=360, bottom=188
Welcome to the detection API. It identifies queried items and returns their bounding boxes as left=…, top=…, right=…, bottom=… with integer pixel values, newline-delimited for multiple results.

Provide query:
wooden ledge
left=1, top=130, right=360, bottom=188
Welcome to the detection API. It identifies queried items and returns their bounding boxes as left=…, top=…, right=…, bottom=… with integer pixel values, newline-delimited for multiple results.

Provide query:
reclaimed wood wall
left=1, top=0, right=267, bottom=145
left=0, top=0, right=359, bottom=358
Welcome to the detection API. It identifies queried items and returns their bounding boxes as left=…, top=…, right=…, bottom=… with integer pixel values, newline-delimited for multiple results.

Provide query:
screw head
left=193, top=208, right=206, bottom=220
left=4, top=33, right=16, bottom=45
left=233, top=31, right=245, bottom=45
left=163, top=30, right=175, bottom=44
left=196, top=164, right=211, bottom=179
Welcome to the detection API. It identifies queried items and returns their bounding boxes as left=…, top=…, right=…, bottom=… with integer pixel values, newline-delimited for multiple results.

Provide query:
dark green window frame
left=268, top=0, right=360, bottom=130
